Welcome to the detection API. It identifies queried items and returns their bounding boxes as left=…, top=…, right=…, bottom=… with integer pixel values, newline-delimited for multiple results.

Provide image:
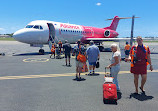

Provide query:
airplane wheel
left=39, top=49, right=45, bottom=55
left=98, top=46, right=104, bottom=52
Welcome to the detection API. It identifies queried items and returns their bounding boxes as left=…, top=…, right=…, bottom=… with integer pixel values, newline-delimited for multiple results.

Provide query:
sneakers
left=66, top=63, right=71, bottom=66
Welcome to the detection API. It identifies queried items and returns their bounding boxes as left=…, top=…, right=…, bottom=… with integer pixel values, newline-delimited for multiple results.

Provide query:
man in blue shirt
left=86, top=41, right=100, bottom=74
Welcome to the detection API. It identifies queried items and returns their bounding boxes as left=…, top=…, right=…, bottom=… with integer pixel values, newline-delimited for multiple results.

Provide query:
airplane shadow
left=13, top=52, right=51, bottom=56
left=129, top=92, right=154, bottom=101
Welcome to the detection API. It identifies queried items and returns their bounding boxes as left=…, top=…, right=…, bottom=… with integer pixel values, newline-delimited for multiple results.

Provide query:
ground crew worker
left=126, top=36, right=153, bottom=94
left=58, top=40, right=62, bottom=54
left=50, top=43, right=56, bottom=58
left=124, top=42, right=130, bottom=58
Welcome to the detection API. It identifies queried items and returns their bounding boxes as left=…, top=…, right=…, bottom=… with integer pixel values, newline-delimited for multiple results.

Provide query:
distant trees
left=0, top=33, right=13, bottom=37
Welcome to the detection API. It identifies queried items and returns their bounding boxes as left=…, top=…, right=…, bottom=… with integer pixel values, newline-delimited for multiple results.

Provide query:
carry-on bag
left=103, top=68, right=117, bottom=104
left=81, top=63, right=88, bottom=73
left=96, top=60, right=99, bottom=68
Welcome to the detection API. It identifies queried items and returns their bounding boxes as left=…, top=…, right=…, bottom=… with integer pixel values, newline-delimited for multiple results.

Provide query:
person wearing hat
left=63, top=40, right=72, bottom=66
left=86, top=40, right=100, bottom=75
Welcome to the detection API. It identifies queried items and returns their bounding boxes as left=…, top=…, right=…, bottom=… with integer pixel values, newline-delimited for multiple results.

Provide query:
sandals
left=139, top=87, right=145, bottom=93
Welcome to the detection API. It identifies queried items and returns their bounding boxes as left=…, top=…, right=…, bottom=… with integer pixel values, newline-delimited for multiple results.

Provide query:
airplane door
left=47, top=23, right=55, bottom=42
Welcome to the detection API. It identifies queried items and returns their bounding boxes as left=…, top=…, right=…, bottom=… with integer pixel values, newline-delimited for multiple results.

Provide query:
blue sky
left=0, top=0, right=158, bottom=37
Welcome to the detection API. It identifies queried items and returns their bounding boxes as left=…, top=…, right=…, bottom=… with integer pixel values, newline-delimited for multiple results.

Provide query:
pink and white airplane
left=13, top=16, right=132, bottom=54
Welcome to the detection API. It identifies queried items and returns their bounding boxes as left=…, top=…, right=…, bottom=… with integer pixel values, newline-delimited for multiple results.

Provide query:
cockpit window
left=33, top=25, right=40, bottom=29
left=25, top=25, right=34, bottom=28
left=25, top=25, right=43, bottom=30
left=40, top=26, right=43, bottom=29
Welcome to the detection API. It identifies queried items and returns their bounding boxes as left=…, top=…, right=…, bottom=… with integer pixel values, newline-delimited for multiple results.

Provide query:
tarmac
left=0, top=41, right=158, bottom=111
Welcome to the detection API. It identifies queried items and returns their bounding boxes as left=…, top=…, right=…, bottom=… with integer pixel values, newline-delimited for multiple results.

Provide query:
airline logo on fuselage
left=60, top=24, right=80, bottom=29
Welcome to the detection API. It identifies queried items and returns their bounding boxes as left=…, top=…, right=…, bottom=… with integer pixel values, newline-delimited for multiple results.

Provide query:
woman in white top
left=107, top=43, right=121, bottom=91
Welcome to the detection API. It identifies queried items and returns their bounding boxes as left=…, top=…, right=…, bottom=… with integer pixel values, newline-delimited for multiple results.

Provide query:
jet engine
left=104, top=29, right=118, bottom=38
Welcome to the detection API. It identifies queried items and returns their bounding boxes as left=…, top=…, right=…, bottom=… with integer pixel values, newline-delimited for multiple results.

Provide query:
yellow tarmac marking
left=0, top=70, right=158, bottom=81
left=23, top=58, right=49, bottom=62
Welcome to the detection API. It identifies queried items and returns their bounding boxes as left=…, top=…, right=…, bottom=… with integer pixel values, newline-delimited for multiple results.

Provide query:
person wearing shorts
left=86, top=41, right=100, bottom=75
left=73, top=39, right=86, bottom=80
left=63, top=40, right=72, bottom=66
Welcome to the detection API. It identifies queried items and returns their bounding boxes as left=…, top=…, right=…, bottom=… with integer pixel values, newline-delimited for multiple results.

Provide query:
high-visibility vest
left=125, top=44, right=130, bottom=50
left=51, top=45, right=55, bottom=52
left=131, top=45, right=149, bottom=67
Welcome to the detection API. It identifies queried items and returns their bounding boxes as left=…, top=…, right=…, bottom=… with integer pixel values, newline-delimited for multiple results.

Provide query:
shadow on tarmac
left=13, top=52, right=51, bottom=56
left=62, top=65, right=72, bottom=67
left=85, top=73, right=100, bottom=76
left=151, top=52, right=158, bottom=54
left=129, top=92, right=154, bottom=101
left=103, top=100, right=117, bottom=105
left=72, top=77, right=86, bottom=82
left=117, top=92, right=122, bottom=100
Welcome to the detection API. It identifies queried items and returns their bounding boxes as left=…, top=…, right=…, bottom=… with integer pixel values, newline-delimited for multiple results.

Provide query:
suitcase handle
left=105, top=67, right=111, bottom=77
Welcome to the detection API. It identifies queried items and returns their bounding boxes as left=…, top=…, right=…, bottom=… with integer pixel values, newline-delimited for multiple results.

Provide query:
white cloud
left=0, top=28, right=5, bottom=31
left=0, top=28, right=6, bottom=34
left=96, top=2, right=101, bottom=6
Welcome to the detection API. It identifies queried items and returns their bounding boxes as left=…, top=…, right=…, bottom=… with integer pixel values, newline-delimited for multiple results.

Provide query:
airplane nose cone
left=13, top=29, right=27, bottom=42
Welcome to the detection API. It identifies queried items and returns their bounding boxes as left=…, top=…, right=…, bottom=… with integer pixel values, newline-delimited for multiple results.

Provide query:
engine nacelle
left=104, top=29, right=119, bottom=38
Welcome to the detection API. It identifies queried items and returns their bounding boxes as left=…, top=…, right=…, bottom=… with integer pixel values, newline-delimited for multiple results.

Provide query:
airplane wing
left=86, top=37, right=157, bottom=41
left=86, top=38, right=135, bottom=41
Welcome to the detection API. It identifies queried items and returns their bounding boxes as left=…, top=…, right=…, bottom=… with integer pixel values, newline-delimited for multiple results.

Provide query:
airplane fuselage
left=13, top=19, right=119, bottom=45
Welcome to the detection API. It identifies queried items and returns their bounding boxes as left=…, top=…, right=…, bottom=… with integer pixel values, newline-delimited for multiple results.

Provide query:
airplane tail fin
left=105, top=16, right=140, bottom=31
left=104, top=16, right=119, bottom=31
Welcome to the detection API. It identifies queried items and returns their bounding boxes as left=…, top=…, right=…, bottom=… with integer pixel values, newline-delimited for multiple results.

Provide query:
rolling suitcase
left=103, top=68, right=117, bottom=104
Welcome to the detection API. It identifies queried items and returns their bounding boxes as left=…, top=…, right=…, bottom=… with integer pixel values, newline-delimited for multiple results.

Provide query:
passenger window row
left=61, top=29, right=92, bottom=34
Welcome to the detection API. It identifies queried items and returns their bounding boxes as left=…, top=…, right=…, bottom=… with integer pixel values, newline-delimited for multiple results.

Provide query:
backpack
left=66, top=44, right=71, bottom=51
left=77, top=52, right=86, bottom=63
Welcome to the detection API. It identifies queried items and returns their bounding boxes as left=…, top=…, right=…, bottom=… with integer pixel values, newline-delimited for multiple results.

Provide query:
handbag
left=96, top=60, right=99, bottom=68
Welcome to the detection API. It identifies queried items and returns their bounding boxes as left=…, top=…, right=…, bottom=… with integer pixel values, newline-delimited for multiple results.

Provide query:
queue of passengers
left=51, top=36, right=153, bottom=94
